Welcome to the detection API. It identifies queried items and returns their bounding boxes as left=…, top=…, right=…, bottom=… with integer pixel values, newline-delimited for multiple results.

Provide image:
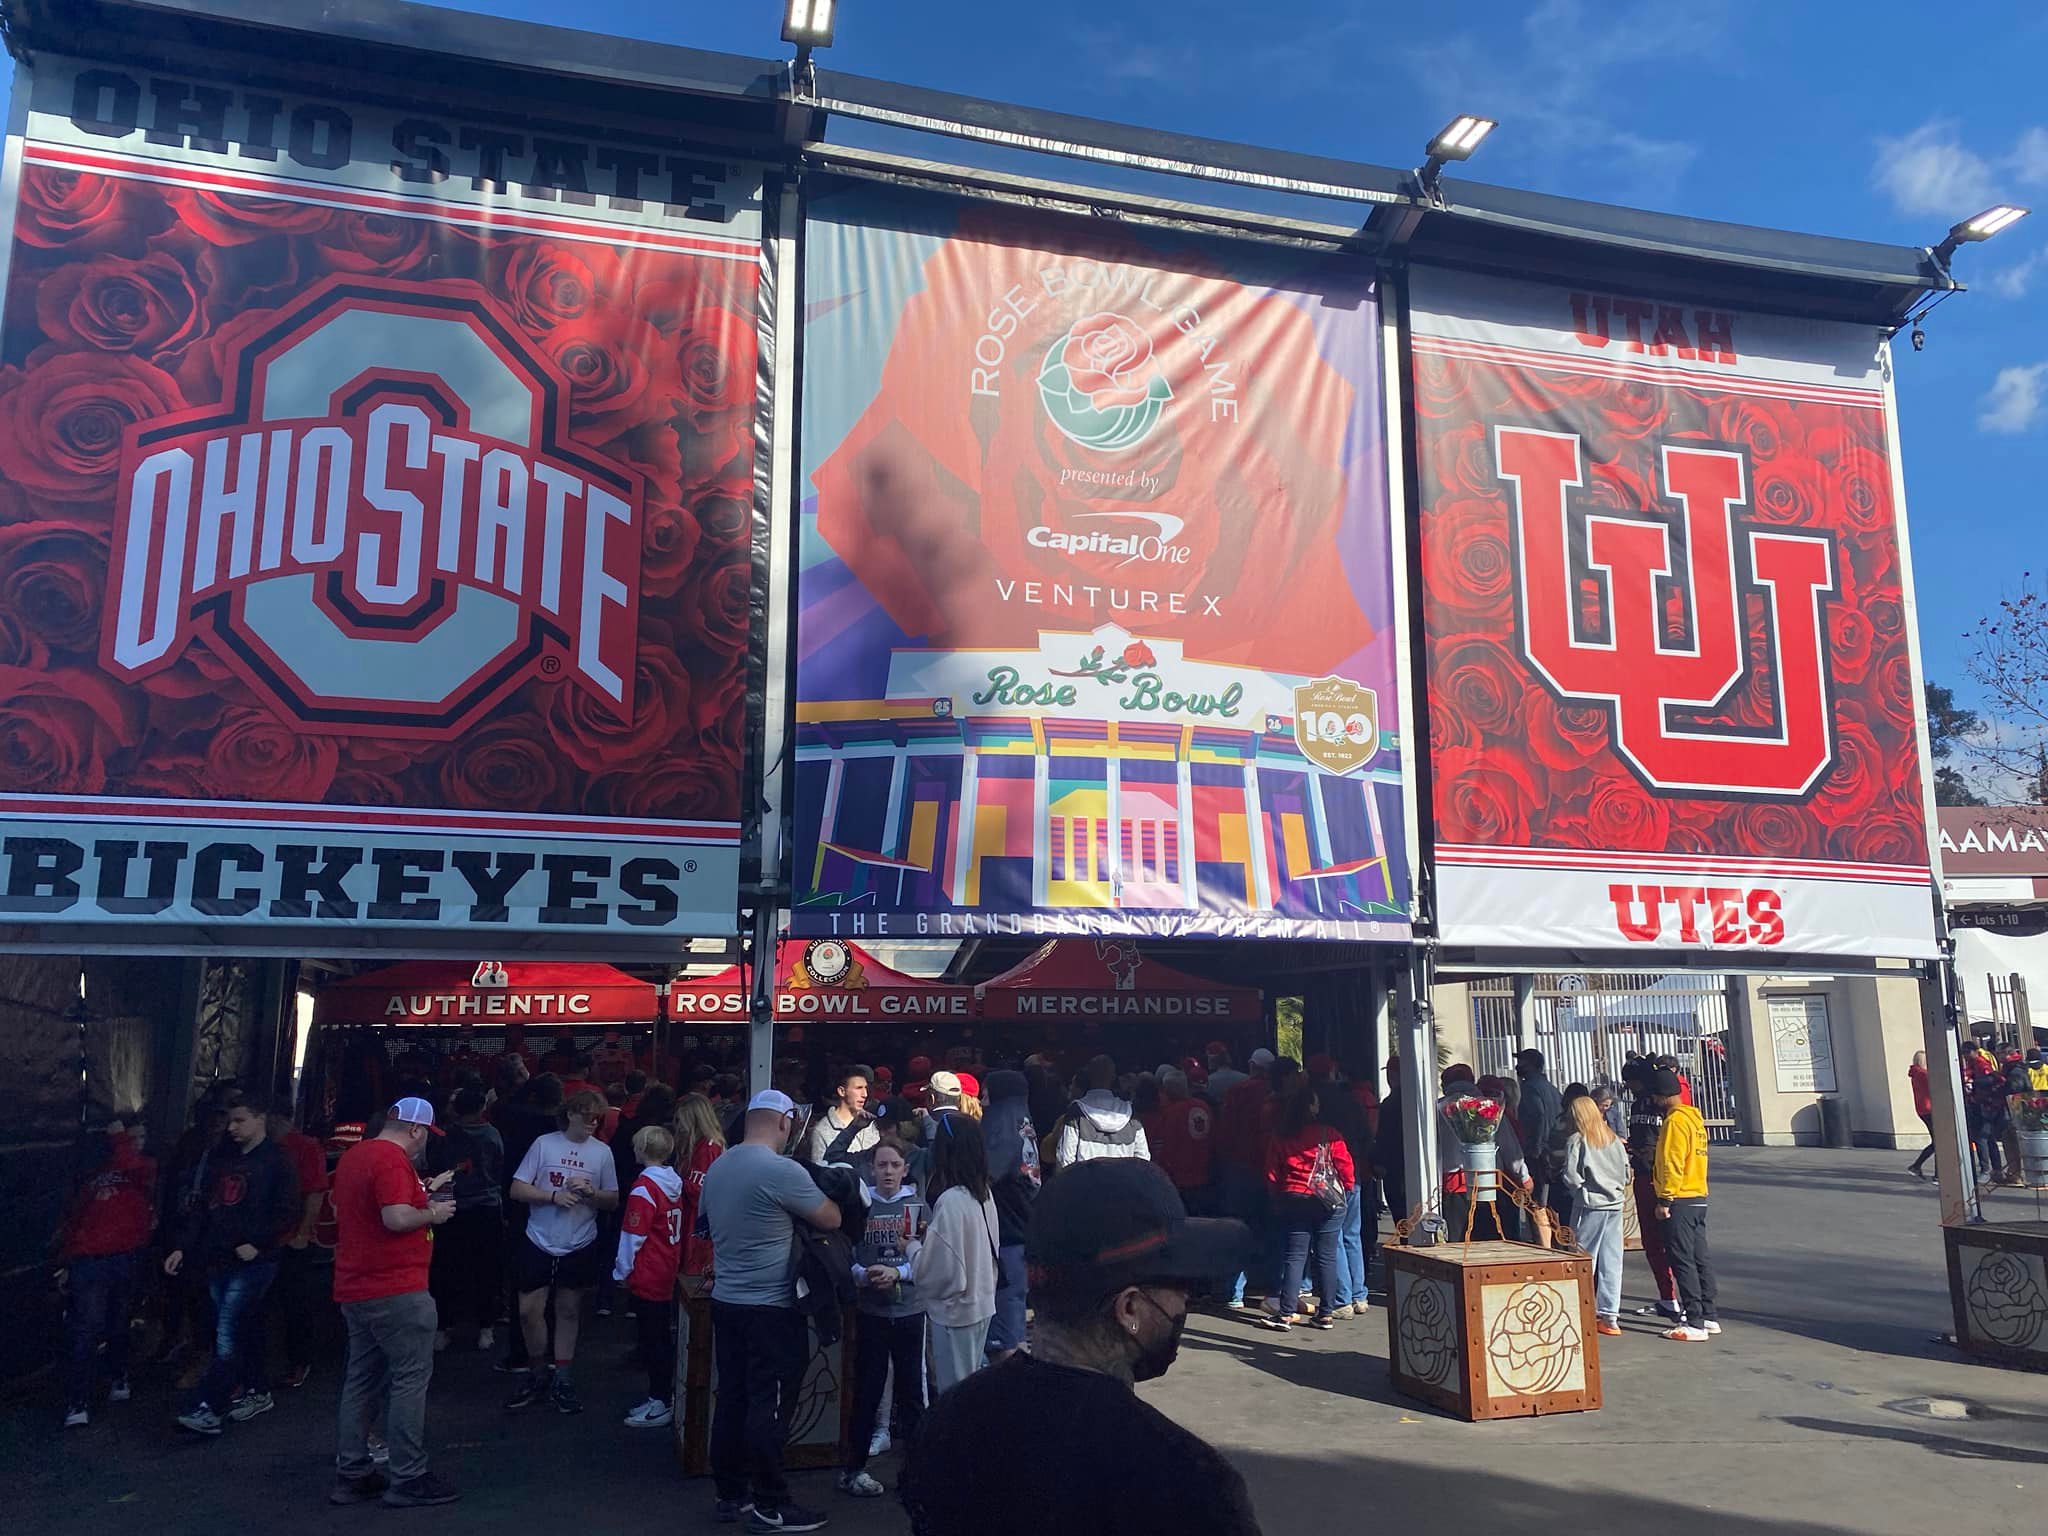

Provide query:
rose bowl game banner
left=0, top=55, right=763, bottom=948
left=1412, top=267, right=1937, bottom=958
left=791, top=180, right=1410, bottom=940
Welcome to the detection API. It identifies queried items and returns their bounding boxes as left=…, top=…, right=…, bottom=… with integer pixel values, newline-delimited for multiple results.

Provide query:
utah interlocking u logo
left=1494, top=426, right=1836, bottom=797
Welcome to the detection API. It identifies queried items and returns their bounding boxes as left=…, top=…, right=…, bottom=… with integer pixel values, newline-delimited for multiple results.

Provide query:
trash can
left=1819, top=1096, right=1851, bottom=1148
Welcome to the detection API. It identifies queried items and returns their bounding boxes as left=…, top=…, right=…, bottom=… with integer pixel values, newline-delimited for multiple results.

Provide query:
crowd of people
left=50, top=1026, right=1738, bottom=1527
left=1911, top=1044, right=2048, bottom=1188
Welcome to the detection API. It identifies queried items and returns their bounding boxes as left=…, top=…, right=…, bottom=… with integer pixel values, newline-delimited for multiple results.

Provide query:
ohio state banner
left=1412, top=267, right=1938, bottom=958
left=792, top=182, right=1410, bottom=939
left=0, top=55, right=762, bottom=948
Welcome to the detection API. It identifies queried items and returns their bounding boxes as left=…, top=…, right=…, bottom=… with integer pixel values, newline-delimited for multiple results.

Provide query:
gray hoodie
left=854, top=1181, right=929, bottom=1318
left=1560, top=1131, right=1629, bottom=1212
left=1054, top=1090, right=1151, bottom=1166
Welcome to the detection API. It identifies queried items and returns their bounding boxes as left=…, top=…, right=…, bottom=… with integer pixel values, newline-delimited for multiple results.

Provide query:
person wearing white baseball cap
left=697, top=1089, right=842, bottom=1531
left=329, top=1097, right=457, bottom=1507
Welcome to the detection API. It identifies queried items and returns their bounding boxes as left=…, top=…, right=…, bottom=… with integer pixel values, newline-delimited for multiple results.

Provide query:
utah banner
left=792, top=181, right=1410, bottom=939
left=0, top=55, right=762, bottom=947
left=1411, top=267, right=1938, bottom=958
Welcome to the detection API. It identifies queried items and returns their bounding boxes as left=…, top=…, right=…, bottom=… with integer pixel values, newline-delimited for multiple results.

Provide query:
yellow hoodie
left=1653, top=1104, right=1709, bottom=1201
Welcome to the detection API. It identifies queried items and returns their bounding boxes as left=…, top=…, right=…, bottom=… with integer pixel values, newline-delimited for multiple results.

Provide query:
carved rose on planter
left=1965, top=1249, right=2048, bottom=1350
left=1486, top=1281, right=1582, bottom=1395
left=1397, top=1277, right=1457, bottom=1387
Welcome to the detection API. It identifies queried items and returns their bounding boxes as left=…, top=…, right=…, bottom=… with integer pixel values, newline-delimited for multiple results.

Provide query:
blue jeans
left=1217, top=1165, right=1264, bottom=1304
left=1336, top=1187, right=1366, bottom=1306
left=989, top=1243, right=1028, bottom=1353
left=1574, top=1203, right=1624, bottom=1321
left=66, top=1251, right=138, bottom=1409
left=196, top=1259, right=279, bottom=1411
left=1277, top=1196, right=1344, bottom=1320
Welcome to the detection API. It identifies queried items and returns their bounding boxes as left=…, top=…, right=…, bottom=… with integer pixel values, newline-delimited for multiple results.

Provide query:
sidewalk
left=5, top=1148, right=2045, bottom=1535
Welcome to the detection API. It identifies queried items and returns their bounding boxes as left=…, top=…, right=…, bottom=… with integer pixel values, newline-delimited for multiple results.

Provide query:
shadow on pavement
left=1778, top=1415, right=2048, bottom=1464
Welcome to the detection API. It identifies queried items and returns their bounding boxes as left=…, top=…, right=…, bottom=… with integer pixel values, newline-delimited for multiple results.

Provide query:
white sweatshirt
left=910, top=1185, right=1001, bottom=1328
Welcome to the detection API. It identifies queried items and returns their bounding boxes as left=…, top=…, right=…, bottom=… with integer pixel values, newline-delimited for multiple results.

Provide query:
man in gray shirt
left=699, top=1090, right=841, bottom=1532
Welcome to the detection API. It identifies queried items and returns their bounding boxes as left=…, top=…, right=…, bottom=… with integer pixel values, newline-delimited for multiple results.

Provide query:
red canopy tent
left=975, top=939, right=1263, bottom=1024
left=666, top=940, right=973, bottom=1026
left=316, top=960, right=660, bottom=1027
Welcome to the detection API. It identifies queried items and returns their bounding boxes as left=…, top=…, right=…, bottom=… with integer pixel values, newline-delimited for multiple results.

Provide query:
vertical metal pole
left=1513, top=975, right=1537, bottom=1056
left=1922, top=952, right=1980, bottom=1227
left=1399, top=947, right=1441, bottom=1229
left=748, top=905, right=776, bottom=1099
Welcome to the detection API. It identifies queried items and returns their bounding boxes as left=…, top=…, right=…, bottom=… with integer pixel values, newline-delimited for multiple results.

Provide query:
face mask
left=1130, top=1289, right=1188, bottom=1382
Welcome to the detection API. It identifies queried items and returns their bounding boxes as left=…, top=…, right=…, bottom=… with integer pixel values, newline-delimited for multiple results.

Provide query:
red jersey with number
left=619, top=1166, right=685, bottom=1302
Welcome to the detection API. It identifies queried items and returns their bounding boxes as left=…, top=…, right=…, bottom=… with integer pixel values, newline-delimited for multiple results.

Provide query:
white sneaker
left=477, top=1327, right=496, bottom=1352
left=837, top=1471, right=886, bottom=1498
left=867, top=1428, right=891, bottom=1458
left=64, top=1407, right=89, bottom=1428
left=1661, top=1324, right=1711, bottom=1343
left=434, top=1329, right=451, bottom=1353
left=623, top=1398, right=674, bottom=1428
left=1703, top=1320, right=1723, bottom=1336
left=108, top=1378, right=131, bottom=1403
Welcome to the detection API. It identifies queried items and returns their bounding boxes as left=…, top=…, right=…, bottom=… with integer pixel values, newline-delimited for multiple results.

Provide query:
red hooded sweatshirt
left=59, top=1133, right=158, bottom=1260
left=1266, top=1122, right=1357, bottom=1197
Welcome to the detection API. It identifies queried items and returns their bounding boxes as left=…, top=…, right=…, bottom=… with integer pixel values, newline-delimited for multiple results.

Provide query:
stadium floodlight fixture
left=1933, top=204, right=2029, bottom=265
left=783, top=0, right=837, bottom=53
left=1419, top=114, right=1496, bottom=187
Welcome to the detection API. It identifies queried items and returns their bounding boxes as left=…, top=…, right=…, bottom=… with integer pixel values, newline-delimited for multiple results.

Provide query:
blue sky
left=12, top=0, right=2046, bottom=709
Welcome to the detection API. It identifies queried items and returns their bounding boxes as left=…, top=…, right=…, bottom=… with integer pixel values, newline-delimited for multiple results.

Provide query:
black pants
left=846, top=1311, right=925, bottom=1472
left=710, top=1302, right=806, bottom=1509
left=1910, top=1113, right=1936, bottom=1173
left=1443, top=1189, right=1512, bottom=1243
left=636, top=1297, right=676, bottom=1404
left=430, top=1206, right=502, bottom=1333
left=275, top=1244, right=325, bottom=1372
left=1660, top=1199, right=1718, bottom=1328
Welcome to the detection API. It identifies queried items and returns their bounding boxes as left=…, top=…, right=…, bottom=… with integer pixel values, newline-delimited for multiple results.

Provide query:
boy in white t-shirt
left=506, top=1091, right=619, bottom=1414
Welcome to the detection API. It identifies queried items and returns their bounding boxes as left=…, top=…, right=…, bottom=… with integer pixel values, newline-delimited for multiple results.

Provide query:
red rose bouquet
left=2012, top=1093, right=2048, bottom=1134
left=1444, top=1094, right=1505, bottom=1145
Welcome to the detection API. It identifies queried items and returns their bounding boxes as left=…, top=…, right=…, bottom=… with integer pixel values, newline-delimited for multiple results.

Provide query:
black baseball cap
left=1648, top=1067, right=1683, bottom=1097
left=1026, top=1160, right=1247, bottom=1296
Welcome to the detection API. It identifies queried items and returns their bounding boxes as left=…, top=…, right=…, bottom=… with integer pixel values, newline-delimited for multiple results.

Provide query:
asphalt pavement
left=3, top=1147, right=2045, bottom=1535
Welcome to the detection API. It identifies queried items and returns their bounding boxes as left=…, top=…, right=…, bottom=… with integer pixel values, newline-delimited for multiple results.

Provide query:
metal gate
left=1467, top=973, right=1738, bottom=1142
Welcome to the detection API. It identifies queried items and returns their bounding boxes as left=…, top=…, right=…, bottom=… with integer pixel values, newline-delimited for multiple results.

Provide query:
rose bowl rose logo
left=101, top=273, right=644, bottom=737
left=1036, top=312, right=1173, bottom=452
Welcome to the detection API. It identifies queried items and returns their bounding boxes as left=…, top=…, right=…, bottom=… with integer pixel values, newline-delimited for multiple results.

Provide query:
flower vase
left=1464, top=1140, right=1498, bottom=1202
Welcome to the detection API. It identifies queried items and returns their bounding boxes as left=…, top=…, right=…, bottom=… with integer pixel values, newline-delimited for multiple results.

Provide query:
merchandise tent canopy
left=316, top=961, right=661, bottom=1027
left=666, top=940, right=975, bottom=1026
left=975, top=939, right=1264, bottom=1024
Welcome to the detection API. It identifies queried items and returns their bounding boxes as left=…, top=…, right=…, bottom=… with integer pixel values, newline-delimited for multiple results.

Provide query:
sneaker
left=367, top=1432, right=389, bottom=1464
left=493, top=1356, right=531, bottom=1374
left=837, top=1470, right=885, bottom=1498
left=1309, top=1315, right=1337, bottom=1331
left=280, top=1365, right=311, bottom=1390
left=64, top=1406, right=89, bottom=1428
left=477, top=1327, right=496, bottom=1352
left=549, top=1379, right=585, bottom=1415
left=1703, top=1319, right=1723, bottom=1336
left=1661, top=1324, right=1711, bottom=1343
left=329, top=1472, right=390, bottom=1506
left=1256, top=1313, right=1293, bottom=1332
left=177, top=1406, right=224, bottom=1436
left=748, top=1502, right=828, bottom=1532
left=108, top=1377, right=132, bottom=1403
left=434, top=1329, right=451, bottom=1353
left=505, top=1374, right=552, bottom=1411
left=227, top=1391, right=275, bottom=1423
left=623, top=1398, right=674, bottom=1428
left=381, top=1471, right=461, bottom=1508
left=595, top=1303, right=613, bottom=1318
left=1595, top=1319, right=1624, bottom=1337
left=866, top=1428, right=891, bottom=1458
left=715, top=1499, right=755, bottom=1524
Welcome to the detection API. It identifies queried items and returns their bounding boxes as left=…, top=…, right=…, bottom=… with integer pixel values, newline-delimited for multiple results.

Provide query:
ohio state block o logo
left=103, top=274, right=646, bottom=737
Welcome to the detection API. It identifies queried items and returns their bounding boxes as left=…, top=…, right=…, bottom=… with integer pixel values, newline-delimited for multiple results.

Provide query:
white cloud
left=1873, top=120, right=2048, bottom=219
left=1979, top=363, right=2048, bottom=434
left=1406, top=0, right=1715, bottom=208
left=1986, top=247, right=2048, bottom=299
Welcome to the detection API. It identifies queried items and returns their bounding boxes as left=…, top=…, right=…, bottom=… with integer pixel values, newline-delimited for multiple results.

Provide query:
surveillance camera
left=1911, top=325, right=1926, bottom=352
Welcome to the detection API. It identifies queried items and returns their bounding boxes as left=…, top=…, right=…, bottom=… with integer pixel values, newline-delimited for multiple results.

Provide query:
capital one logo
left=1494, top=426, right=1835, bottom=797
left=103, top=276, right=644, bottom=736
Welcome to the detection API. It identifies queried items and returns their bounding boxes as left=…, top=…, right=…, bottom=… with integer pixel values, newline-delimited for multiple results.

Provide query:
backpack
left=1069, top=1101, right=1142, bottom=1156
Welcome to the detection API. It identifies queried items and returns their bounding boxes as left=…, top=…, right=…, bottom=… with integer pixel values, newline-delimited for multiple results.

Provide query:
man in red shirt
left=329, top=1098, right=458, bottom=1508
left=1141, top=1068, right=1215, bottom=1207
left=56, top=1115, right=156, bottom=1426
left=270, top=1110, right=331, bottom=1390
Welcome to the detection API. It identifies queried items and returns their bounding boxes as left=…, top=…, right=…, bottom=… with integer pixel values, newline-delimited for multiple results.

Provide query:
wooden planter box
left=672, top=1291, right=857, bottom=1475
left=1944, top=1221, right=2048, bottom=1370
left=1385, top=1240, right=1602, bottom=1420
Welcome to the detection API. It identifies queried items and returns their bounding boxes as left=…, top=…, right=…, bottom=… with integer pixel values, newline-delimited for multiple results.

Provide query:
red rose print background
left=0, top=166, right=754, bottom=824
left=1412, top=268, right=1937, bottom=959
